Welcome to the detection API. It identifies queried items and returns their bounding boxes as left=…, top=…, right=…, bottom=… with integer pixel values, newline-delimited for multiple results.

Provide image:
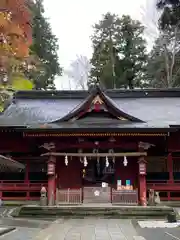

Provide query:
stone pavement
left=34, top=219, right=146, bottom=240
left=0, top=227, right=40, bottom=240
left=138, top=220, right=180, bottom=228
left=136, top=227, right=180, bottom=240
left=0, top=214, right=50, bottom=240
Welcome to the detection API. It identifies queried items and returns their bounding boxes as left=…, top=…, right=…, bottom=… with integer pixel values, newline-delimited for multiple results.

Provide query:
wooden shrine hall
left=0, top=86, right=180, bottom=205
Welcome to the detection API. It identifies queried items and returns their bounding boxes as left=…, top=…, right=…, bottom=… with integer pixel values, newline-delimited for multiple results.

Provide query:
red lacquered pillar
left=25, top=160, right=30, bottom=200
left=25, top=160, right=29, bottom=183
left=138, top=157, right=147, bottom=206
left=47, top=156, right=56, bottom=206
left=167, top=153, right=173, bottom=183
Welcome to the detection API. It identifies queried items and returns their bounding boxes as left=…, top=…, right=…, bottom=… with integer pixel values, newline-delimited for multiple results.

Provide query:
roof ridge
left=10, top=88, right=180, bottom=100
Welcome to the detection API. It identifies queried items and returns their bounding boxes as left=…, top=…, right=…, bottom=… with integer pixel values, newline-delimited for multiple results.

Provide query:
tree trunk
left=128, top=77, right=134, bottom=89
left=163, top=44, right=171, bottom=87
left=109, top=31, right=116, bottom=89
left=169, top=26, right=178, bottom=87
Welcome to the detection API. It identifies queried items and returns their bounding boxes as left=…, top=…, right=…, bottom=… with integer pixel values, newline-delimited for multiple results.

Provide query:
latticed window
left=146, top=157, right=167, bottom=172
left=173, top=158, right=180, bottom=172
left=29, top=162, right=47, bottom=172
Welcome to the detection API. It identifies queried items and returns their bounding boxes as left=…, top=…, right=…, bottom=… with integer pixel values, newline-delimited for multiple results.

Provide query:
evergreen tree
left=146, top=29, right=180, bottom=88
left=89, top=13, right=147, bottom=89
left=29, top=0, right=62, bottom=89
left=157, top=0, right=180, bottom=29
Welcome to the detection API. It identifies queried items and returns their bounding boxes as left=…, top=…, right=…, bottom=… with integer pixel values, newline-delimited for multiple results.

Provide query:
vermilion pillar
left=138, top=157, right=147, bottom=206
left=25, top=160, right=30, bottom=200
left=47, top=156, right=56, bottom=206
left=167, top=153, right=173, bottom=183
left=25, top=160, right=29, bottom=183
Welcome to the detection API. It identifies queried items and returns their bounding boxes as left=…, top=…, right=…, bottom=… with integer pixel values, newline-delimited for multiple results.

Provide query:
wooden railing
left=0, top=180, right=48, bottom=184
left=147, top=180, right=180, bottom=191
left=1, top=179, right=180, bottom=202
left=147, top=179, right=180, bottom=201
left=0, top=180, right=47, bottom=191
left=111, top=189, right=138, bottom=205
left=0, top=180, right=48, bottom=201
left=1, top=197, right=39, bottom=201
left=57, top=189, right=82, bottom=204
left=57, top=188, right=139, bottom=205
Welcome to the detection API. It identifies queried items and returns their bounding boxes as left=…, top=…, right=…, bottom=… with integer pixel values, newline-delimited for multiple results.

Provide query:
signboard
left=102, top=182, right=108, bottom=188
left=47, top=162, right=55, bottom=175
left=139, top=162, right=146, bottom=175
left=117, top=180, right=122, bottom=190
left=126, top=180, right=131, bottom=186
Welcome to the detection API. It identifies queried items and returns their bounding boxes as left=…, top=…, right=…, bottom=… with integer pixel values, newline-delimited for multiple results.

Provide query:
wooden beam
left=54, top=142, right=138, bottom=150
left=41, top=152, right=147, bottom=157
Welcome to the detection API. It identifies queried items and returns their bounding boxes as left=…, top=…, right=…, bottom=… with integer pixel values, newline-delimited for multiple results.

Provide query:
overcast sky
left=43, top=0, right=158, bottom=89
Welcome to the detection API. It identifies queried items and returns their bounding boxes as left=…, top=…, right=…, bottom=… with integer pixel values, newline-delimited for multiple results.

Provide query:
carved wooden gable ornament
left=91, top=95, right=104, bottom=112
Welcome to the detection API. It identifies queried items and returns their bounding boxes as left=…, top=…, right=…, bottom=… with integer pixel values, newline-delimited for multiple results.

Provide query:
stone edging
left=0, top=227, right=16, bottom=236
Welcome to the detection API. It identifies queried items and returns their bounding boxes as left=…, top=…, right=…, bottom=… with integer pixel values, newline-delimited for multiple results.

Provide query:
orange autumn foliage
left=0, top=0, right=32, bottom=44
left=0, top=0, right=32, bottom=70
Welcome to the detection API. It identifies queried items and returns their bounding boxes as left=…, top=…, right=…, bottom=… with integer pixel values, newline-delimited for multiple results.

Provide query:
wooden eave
left=0, top=155, right=25, bottom=171
left=22, top=127, right=173, bottom=139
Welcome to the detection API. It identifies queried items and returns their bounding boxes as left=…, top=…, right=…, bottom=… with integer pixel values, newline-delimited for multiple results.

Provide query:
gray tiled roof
left=0, top=89, right=180, bottom=128
left=0, top=99, right=82, bottom=126
left=113, top=98, right=180, bottom=127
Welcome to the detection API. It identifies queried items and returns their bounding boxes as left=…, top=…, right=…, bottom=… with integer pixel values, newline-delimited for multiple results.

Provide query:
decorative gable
left=78, top=94, right=129, bottom=121
left=52, top=86, right=144, bottom=123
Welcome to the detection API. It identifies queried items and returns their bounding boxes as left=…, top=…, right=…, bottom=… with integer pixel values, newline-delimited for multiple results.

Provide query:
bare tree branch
left=65, top=55, right=91, bottom=90
left=140, top=0, right=160, bottom=47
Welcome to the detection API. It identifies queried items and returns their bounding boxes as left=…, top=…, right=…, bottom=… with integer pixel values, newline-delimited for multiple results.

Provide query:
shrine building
left=0, top=87, right=180, bottom=205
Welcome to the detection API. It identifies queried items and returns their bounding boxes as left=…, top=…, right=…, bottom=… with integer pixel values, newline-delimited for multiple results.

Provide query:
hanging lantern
left=123, top=156, right=128, bottom=166
left=84, top=156, right=88, bottom=167
left=65, top=155, right=68, bottom=166
left=106, top=156, right=109, bottom=167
